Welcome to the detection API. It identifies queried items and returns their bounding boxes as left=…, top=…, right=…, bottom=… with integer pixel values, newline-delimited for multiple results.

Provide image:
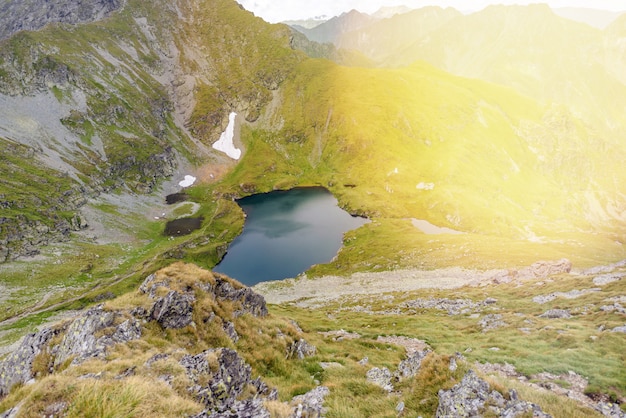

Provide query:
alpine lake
left=213, top=187, right=368, bottom=285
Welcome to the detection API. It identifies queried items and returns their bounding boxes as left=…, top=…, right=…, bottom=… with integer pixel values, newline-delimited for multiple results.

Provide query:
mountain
left=291, top=9, right=377, bottom=44
left=554, top=7, right=624, bottom=29
left=327, top=5, right=626, bottom=142
left=0, top=0, right=625, bottom=415
left=0, top=0, right=125, bottom=40
left=371, top=5, right=413, bottom=19
left=335, top=6, right=462, bottom=63
left=282, top=17, right=328, bottom=29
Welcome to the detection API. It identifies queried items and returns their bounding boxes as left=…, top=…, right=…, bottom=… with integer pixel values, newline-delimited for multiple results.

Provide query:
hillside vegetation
left=0, top=0, right=625, bottom=415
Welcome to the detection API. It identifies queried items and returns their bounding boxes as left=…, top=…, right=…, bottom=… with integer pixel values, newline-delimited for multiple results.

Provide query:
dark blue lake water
left=213, top=187, right=368, bottom=285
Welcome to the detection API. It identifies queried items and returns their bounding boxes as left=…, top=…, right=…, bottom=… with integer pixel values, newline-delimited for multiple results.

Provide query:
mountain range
left=0, top=0, right=625, bottom=415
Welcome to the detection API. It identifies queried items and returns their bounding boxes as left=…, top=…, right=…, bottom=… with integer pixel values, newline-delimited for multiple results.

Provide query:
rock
left=214, top=277, right=268, bottom=317
left=112, top=318, right=142, bottom=343
left=319, top=362, right=344, bottom=370
left=595, top=402, right=626, bottom=418
left=500, top=399, right=552, bottom=418
left=319, top=329, right=361, bottom=341
left=611, top=324, right=626, bottom=333
left=394, top=350, right=430, bottom=381
left=222, top=321, right=239, bottom=342
left=436, top=370, right=494, bottom=417
left=290, top=386, right=330, bottom=418
left=396, top=401, right=405, bottom=414
left=149, top=290, right=195, bottom=329
left=139, top=273, right=170, bottom=298
left=191, top=399, right=270, bottom=418
left=533, top=294, right=558, bottom=304
left=366, top=367, right=393, bottom=392
left=516, top=259, right=572, bottom=279
left=54, top=306, right=113, bottom=367
left=289, top=320, right=304, bottom=334
left=539, top=309, right=572, bottom=319
left=358, top=357, right=369, bottom=366
left=449, top=357, right=458, bottom=372
left=593, top=273, right=624, bottom=286
left=401, top=298, right=483, bottom=315
left=180, top=348, right=253, bottom=413
left=0, top=327, right=61, bottom=397
left=479, top=314, right=507, bottom=332
left=0, top=405, right=19, bottom=418
left=600, top=303, right=626, bottom=314
left=286, top=339, right=316, bottom=360
left=0, top=0, right=125, bottom=41
left=436, top=370, right=551, bottom=418
left=376, top=335, right=430, bottom=353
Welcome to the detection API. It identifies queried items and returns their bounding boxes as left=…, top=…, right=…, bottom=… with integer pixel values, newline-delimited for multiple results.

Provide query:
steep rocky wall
left=0, top=0, right=125, bottom=40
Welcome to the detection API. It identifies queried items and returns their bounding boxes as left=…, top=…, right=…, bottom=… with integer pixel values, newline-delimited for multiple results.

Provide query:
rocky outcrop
left=479, top=314, right=507, bottom=331
left=149, top=290, right=195, bottom=329
left=366, top=367, right=393, bottom=392
left=538, top=309, right=572, bottom=319
left=436, top=370, right=551, bottom=418
left=214, top=276, right=268, bottom=317
left=286, top=338, right=317, bottom=360
left=401, top=297, right=494, bottom=316
left=290, top=386, right=330, bottom=418
left=0, top=305, right=140, bottom=397
left=394, top=349, right=430, bottom=381
left=593, top=273, right=624, bottom=286
left=0, top=328, right=61, bottom=397
left=0, top=0, right=125, bottom=41
left=516, top=259, right=572, bottom=279
left=54, top=306, right=141, bottom=367
left=182, top=348, right=253, bottom=412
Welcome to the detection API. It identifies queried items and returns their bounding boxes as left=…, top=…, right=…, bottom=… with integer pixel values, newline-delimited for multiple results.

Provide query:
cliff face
left=0, top=0, right=125, bottom=40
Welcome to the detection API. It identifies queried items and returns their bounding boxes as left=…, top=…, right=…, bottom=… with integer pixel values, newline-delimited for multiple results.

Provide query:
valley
left=0, top=0, right=625, bottom=416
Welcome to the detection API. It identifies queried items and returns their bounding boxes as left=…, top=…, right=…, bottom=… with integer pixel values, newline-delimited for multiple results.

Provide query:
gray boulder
left=54, top=306, right=141, bottom=367
left=180, top=348, right=253, bottom=413
left=149, top=290, right=195, bottom=329
left=191, top=399, right=270, bottom=418
left=479, top=314, right=507, bottom=332
left=539, top=309, right=572, bottom=319
left=517, top=259, right=572, bottom=279
left=286, top=339, right=316, bottom=360
left=394, top=349, right=430, bottom=381
left=611, top=324, right=626, bottom=333
left=593, top=273, right=624, bottom=286
left=290, top=386, right=330, bottom=418
left=436, top=370, right=551, bottom=418
left=595, top=401, right=626, bottom=418
left=214, top=277, right=268, bottom=317
left=222, top=321, right=239, bottom=342
left=0, top=327, right=61, bottom=397
left=366, top=367, right=393, bottom=392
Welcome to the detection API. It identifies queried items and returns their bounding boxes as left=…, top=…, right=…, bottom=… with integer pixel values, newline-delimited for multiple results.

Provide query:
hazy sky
left=237, top=0, right=626, bottom=22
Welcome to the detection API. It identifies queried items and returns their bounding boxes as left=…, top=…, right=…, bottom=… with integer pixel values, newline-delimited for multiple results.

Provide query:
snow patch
left=212, top=112, right=241, bottom=160
left=179, top=175, right=196, bottom=188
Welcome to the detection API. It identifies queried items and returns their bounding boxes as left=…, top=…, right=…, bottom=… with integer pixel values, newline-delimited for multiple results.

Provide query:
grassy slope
left=1, top=262, right=623, bottom=417
left=214, top=58, right=626, bottom=272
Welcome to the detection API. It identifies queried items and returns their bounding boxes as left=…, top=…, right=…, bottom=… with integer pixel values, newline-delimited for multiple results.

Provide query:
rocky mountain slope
left=0, top=0, right=625, bottom=415
left=0, top=260, right=624, bottom=417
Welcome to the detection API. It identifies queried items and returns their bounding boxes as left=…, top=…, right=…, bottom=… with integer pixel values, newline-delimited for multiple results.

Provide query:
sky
left=237, top=0, right=626, bottom=23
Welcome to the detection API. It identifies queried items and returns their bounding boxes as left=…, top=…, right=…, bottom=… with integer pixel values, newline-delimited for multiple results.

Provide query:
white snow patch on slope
left=179, top=175, right=196, bottom=188
left=212, top=112, right=241, bottom=160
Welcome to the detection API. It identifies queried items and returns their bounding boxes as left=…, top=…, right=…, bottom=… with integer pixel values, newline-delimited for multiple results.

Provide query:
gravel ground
left=253, top=267, right=508, bottom=307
